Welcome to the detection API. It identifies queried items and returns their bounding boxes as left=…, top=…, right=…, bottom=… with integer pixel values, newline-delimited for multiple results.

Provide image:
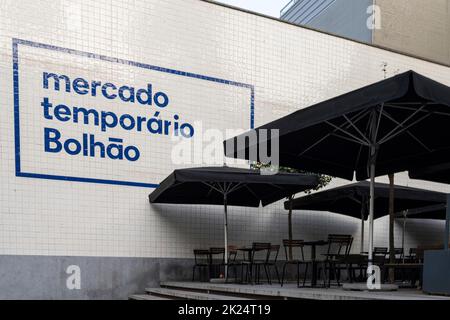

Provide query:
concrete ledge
left=146, top=287, right=252, bottom=300
left=0, top=255, right=193, bottom=299
left=342, top=283, right=398, bottom=292
left=161, top=282, right=450, bottom=300
left=129, top=294, right=172, bottom=300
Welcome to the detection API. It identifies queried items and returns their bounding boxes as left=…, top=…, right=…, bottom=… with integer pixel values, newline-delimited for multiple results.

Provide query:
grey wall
left=281, top=0, right=374, bottom=44
left=0, top=255, right=193, bottom=300
left=0, top=254, right=306, bottom=299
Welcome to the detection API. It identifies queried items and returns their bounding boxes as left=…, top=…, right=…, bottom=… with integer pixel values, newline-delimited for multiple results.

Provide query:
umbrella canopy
left=149, top=166, right=319, bottom=207
left=409, top=163, right=450, bottom=185
left=224, top=71, right=450, bottom=180
left=149, top=166, right=319, bottom=279
left=224, top=71, right=450, bottom=263
left=285, top=181, right=446, bottom=220
left=285, top=181, right=447, bottom=252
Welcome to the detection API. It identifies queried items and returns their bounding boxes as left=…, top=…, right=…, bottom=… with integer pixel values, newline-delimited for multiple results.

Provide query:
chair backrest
left=193, top=249, right=210, bottom=265
left=251, top=242, right=271, bottom=262
left=252, top=242, right=271, bottom=250
left=374, top=247, right=388, bottom=255
left=373, top=254, right=386, bottom=266
left=326, top=234, right=353, bottom=260
left=373, top=247, right=388, bottom=264
left=209, top=247, right=225, bottom=263
left=282, top=239, right=305, bottom=262
left=407, top=247, right=418, bottom=262
left=268, top=245, right=280, bottom=263
left=394, top=248, right=404, bottom=259
left=346, top=254, right=367, bottom=265
left=228, top=245, right=238, bottom=263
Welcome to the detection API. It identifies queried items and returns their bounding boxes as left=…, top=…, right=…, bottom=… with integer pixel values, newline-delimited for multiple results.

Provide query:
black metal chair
left=374, top=247, right=388, bottom=258
left=209, top=247, right=225, bottom=278
left=321, top=234, right=353, bottom=287
left=192, top=249, right=211, bottom=281
left=281, top=240, right=309, bottom=287
left=345, top=254, right=368, bottom=283
left=373, top=247, right=388, bottom=266
left=263, top=245, right=281, bottom=285
left=241, top=242, right=271, bottom=284
left=225, top=245, right=240, bottom=282
left=392, top=248, right=405, bottom=262
left=406, top=248, right=418, bottom=263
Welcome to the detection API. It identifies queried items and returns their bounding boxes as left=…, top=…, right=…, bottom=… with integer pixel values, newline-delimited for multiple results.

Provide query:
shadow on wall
left=288, top=209, right=359, bottom=257
left=151, top=203, right=359, bottom=258
left=399, top=219, right=446, bottom=248
left=289, top=210, right=358, bottom=241
left=372, top=216, right=445, bottom=251
left=151, top=203, right=226, bottom=256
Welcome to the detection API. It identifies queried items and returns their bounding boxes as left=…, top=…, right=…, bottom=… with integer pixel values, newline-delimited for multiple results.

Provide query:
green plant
left=251, top=162, right=332, bottom=194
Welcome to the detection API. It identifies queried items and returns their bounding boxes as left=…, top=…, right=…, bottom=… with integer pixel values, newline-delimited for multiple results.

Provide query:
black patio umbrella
left=409, top=164, right=450, bottom=251
left=149, top=166, right=319, bottom=278
left=224, top=71, right=450, bottom=263
left=284, top=181, right=447, bottom=252
left=409, top=163, right=450, bottom=185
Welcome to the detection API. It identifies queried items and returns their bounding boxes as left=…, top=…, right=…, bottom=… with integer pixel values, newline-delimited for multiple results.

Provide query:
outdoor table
left=343, top=254, right=369, bottom=282
left=237, top=247, right=253, bottom=262
left=236, top=247, right=267, bottom=284
left=237, top=247, right=267, bottom=262
left=303, top=240, right=328, bottom=287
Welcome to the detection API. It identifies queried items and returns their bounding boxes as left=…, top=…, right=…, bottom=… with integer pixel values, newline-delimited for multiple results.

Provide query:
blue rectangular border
left=12, top=38, right=255, bottom=189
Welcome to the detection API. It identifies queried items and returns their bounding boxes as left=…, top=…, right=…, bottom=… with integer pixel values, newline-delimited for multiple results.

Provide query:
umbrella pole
left=446, top=194, right=450, bottom=251
left=224, top=193, right=229, bottom=280
left=402, top=211, right=407, bottom=264
left=361, top=217, right=365, bottom=253
left=368, top=147, right=376, bottom=267
left=368, top=108, right=380, bottom=268
left=360, top=202, right=365, bottom=253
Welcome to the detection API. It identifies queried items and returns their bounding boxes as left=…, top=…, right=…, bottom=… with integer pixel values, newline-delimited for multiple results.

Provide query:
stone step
left=145, top=287, right=252, bottom=300
left=129, top=294, right=173, bottom=300
left=160, top=281, right=450, bottom=300
left=161, top=281, right=287, bottom=299
left=342, top=283, right=398, bottom=292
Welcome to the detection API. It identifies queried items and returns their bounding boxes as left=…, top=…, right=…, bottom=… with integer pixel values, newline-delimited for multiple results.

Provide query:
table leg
left=245, top=251, right=253, bottom=284
left=311, top=262, right=318, bottom=287
left=311, top=245, right=317, bottom=287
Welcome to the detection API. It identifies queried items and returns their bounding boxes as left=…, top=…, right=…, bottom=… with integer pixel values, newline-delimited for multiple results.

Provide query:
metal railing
left=280, top=0, right=300, bottom=17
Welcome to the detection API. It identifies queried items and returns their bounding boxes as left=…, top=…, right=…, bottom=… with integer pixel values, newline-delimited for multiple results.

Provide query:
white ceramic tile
left=0, top=0, right=449, bottom=258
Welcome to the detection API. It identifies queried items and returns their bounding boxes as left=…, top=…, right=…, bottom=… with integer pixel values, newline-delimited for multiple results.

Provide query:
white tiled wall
left=0, top=0, right=449, bottom=259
